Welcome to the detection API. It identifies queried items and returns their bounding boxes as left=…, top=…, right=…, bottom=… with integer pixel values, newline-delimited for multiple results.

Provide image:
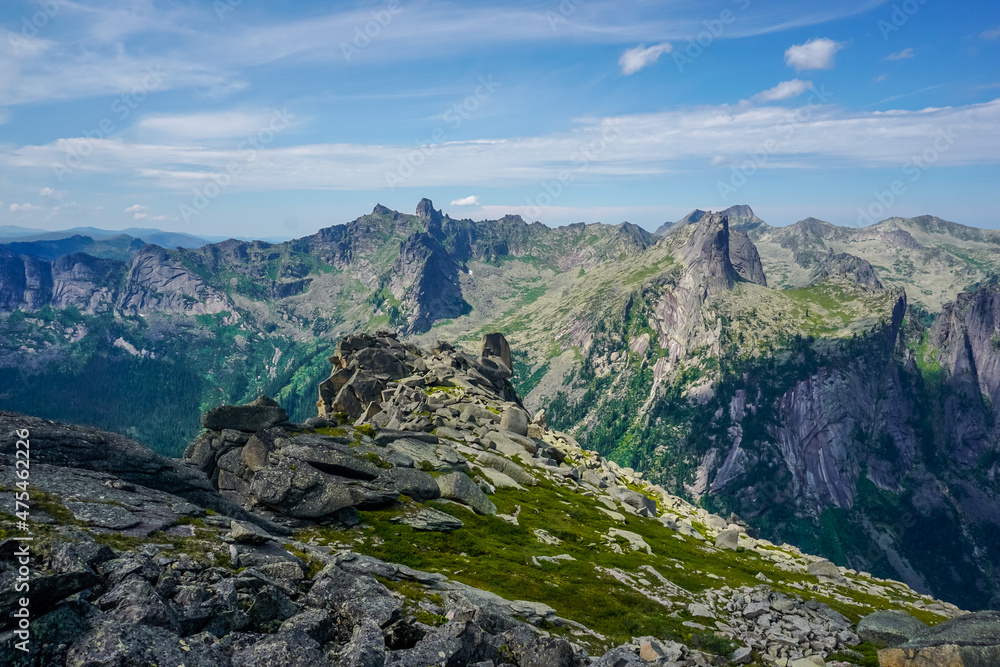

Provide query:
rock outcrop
left=809, top=251, right=883, bottom=290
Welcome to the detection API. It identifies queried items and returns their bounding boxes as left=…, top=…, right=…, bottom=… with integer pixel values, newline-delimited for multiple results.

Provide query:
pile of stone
left=184, top=331, right=582, bottom=527
left=719, top=585, right=859, bottom=664
left=0, top=516, right=580, bottom=667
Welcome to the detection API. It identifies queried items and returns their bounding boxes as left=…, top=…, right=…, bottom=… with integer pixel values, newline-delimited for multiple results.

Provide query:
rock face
left=729, top=228, right=768, bottom=286
left=927, top=280, right=1000, bottom=466
left=809, top=251, right=883, bottom=289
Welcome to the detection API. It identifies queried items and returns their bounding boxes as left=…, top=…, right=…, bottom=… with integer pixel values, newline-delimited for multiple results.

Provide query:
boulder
left=499, top=407, right=529, bottom=436
left=857, top=609, right=928, bottom=647
left=241, top=427, right=286, bottom=471
left=379, top=467, right=441, bottom=500
left=878, top=611, right=1000, bottom=667
left=436, top=472, right=497, bottom=515
left=806, top=559, right=845, bottom=581
left=308, top=568, right=401, bottom=630
left=231, top=629, right=333, bottom=666
left=474, top=452, right=536, bottom=486
left=66, top=621, right=229, bottom=667
left=230, top=519, right=273, bottom=544
left=480, top=332, right=512, bottom=371
left=715, top=528, right=740, bottom=551
left=279, top=609, right=337, bottom=645
left=202, top=396, right=288, bottom=432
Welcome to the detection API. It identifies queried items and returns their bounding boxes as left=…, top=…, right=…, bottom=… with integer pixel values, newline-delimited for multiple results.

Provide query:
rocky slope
left=3, top=331, right=987, bottom=667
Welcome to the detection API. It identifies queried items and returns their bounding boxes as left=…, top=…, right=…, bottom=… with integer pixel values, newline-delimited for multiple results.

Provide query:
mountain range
left=1, top=200, right=999, bottom=613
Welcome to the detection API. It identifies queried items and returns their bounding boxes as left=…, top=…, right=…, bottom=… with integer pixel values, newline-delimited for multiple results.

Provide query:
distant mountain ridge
left=2, top=199, right=1000, bottom=611
left=0, top=225, right=292, bottom=248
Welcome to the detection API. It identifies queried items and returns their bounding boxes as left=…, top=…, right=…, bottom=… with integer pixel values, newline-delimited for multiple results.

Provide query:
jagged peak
left=416, top=198, right=442, bottom=221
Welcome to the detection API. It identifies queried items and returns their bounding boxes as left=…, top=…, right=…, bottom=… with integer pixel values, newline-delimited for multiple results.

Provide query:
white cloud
left=9, top=203, right=39, bottom=212
left=981, top=26, right=1000, bottom=40
left=752, top=79, right=813, bottom=102
left=885, top=48, right=914, bottom=61
left=710, top=155, right=727, bottom=166
left=619, top=43, right=672, bottom=75
left=125, top=204, right=149, bottom=220
left=450, top=195, right=480, bottom=206
left=4, top=99, right=1000, bottom=192
left=39, top=187, right=64, bottom=199
left=138, top=111, right=286, bottom=140
left=784, top=38, right=845, bottom=71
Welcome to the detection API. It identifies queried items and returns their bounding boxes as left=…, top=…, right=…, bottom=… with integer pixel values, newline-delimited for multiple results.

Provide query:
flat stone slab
left=392, top=508, right=464, bottom=532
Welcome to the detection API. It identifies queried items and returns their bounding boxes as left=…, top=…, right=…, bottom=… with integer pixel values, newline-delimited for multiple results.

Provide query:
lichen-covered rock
left=66, top=621, right=230, bottom=667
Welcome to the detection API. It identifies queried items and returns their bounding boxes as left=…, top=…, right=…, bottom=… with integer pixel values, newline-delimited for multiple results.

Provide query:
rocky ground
left=0, top=331, right=995, bottom=666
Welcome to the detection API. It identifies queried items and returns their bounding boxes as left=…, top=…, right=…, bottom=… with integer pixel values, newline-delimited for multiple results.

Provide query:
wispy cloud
left=784, top=38, right=846, bottom=71
left=5, top=98, right=998, bottom=192
left=450, top=195, right=480, bottom=206
left=981, top=26, right=1000, bottom=40
left=138, top=111, right=289, bottom=140
left=9, top=203, right=40, bottom=212
left=619, top=43, right=672, bottom=75
left=752, top=80, right=813, bottom=102
left=885, top=48, right=914, bottom=61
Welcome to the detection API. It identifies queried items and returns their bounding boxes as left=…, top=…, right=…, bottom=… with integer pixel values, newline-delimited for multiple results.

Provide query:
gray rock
left=51, top=539, right=115, bottom=575
left=806, top=559, right=845, bottom=581
left=379, top=467, right=441, bottom=501
left=879, top=610, right=1000, bottom=666
left=231, top=630, right=332, bottom=666
left=340, top=617, right=387, bottom=667
left=281, top=444, right=380, bottom=480
left=202, top=397, right=288, bottom=432
left=474, top=452, right=536, bottom=486
left=499, top=407, right=529, bottom=436
left=230, top=519, right=273, bottom=544
left=246, top=585, right=299, bottom=630
left=857, top=609, right=928, bottom=647
left=501, top=625, right=575, bottom=667
left=436, top=472, right=497, bottom=515
left=393, top=508, right=464, bottom=532
left=308, top=567, right=401, bottom=630
left=279, top=609, right=337, bottom=644
left=242, top=427, right=286, bottom=471
left=480, top=332, right=512, bottom=371
left=589, top=645, right=643, bottom=666
left=715, top=528, right=740, bottom=551
left=608, top=487, right=657, bottom=515
left=66, top=621, right=230, bottom=667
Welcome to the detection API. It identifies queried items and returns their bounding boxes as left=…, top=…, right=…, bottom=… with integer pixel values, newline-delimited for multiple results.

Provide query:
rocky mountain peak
left=415, top=198, right=442, bottom=222
left=677, top=212, right=740, bottom=291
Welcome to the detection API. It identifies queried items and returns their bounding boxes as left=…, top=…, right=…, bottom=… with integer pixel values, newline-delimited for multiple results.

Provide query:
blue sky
left=0, top=0, right=998, bottom=239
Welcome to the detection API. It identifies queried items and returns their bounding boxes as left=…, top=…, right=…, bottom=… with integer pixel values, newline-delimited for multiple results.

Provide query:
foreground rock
left=878, top=611, right=1000, bottom=667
